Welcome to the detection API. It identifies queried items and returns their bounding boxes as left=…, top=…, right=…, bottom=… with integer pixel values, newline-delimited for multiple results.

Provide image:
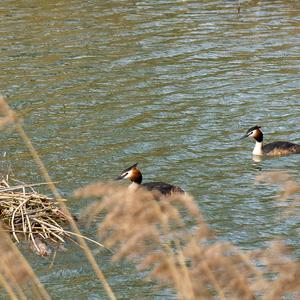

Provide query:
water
left=0, top=0, right=299, bottom=299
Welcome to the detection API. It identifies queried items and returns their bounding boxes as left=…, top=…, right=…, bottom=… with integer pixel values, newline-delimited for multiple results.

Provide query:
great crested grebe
left=241, top=125, right=300, bottom=156
left=115, top=163, right=184, bottom=195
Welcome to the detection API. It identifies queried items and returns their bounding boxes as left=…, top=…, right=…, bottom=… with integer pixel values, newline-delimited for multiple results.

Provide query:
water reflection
left=0, top=0, right=299, bottom=299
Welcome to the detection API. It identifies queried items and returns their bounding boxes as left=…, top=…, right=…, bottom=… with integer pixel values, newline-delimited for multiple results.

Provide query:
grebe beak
left=240, top=133, right=248, bottom=140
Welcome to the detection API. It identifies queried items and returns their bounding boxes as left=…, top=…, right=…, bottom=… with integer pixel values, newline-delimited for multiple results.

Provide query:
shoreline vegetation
left=0, top=95, right=299, bottom=299
left=0, top=176, right=105, bottom=257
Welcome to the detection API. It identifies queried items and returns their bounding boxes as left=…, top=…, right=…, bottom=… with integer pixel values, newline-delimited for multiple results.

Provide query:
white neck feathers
left=252, top=141, right=263, bottom=156
left=128, top=182, right=140, bottom=191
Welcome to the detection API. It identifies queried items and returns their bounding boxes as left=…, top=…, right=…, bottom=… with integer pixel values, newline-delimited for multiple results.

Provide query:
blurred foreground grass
left=0, top=96, right=299, bottom=299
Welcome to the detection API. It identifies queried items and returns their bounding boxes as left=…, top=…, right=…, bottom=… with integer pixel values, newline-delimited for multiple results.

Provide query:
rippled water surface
left=0, top=0, right=299, bottom=299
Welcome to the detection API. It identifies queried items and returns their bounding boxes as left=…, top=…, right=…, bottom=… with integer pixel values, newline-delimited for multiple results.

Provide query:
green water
left=0, top=0, right=299, bottom=299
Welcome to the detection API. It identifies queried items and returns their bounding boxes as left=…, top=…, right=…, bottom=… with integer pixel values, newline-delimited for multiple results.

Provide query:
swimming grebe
left=115, top=163, right=184, bottom=195
left=241, top=125, right=300, bottom=156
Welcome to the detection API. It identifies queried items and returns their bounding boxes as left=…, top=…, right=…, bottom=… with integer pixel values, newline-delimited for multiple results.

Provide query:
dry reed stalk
left=256, top=171, right=300, bottom=216
left=0, top=223, right=51, bottom=300
left=260, top=171, right=300, bottom=199
left=0, top=177, right=74, bottom=256
left=0, top=97, right=16, bottom=129
left=76, top=182, right=205, bottom=300
left=0, top=96, right=116, bottom=300
left=77, top=182, right=300, bottom=300
left=249, top=241, right=300, bottom=300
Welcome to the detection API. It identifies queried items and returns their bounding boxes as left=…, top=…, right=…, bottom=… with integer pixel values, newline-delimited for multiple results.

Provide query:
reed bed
left=0, top=96, right=116, bottom=300
left=76, top=181, right=300, bottom=300
left=0, top=176, right=72, bottom=256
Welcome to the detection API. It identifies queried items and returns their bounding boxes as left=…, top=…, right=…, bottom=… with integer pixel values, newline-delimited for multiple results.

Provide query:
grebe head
left=115, top=163, right=143, bottom=184
left=241, top=125, right=263, bottom=142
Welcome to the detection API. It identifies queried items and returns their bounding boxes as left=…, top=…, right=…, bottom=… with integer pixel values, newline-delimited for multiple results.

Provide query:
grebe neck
left=253, top=141, right=263, bottom=156
left=129, top=181, right=140, bottom=191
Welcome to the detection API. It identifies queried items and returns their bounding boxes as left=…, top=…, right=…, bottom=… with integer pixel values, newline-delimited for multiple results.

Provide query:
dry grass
left=0, top=176, right=71, bottom=256
left=0, top=223, right=51, bottom=300
left=256, top=171, right=300, bottom=201
left=76, top=181, right=300, bottom=300
left=0, top=94, right=299, bottom=300
left=0, top=96, right=117, bottom=300
left=257, top=171, right=300, bottom=217
left=0, top=175, right=106, bottom=257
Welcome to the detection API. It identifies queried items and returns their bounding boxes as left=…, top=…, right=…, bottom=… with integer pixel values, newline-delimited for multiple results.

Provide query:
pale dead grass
left=0, top=96, right=116, bottom=300
left=0, top=223, right=51, bottom=300
left=0, top=176, right=70, bottom=256
left=0, top=94, right=299, bottom=300
left=76, top=180, right=300, bottom=300
left=256, top=171, right=300, bottom=200
left=257, top=171, right=300, bottom=216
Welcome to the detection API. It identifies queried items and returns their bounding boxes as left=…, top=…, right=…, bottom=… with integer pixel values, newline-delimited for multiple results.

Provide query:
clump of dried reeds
left=0, top=222, right=51, bottom=299
left=76, top=182, right=300, bottom=300
left=0, top=95, right=116, bottom=300
left=0, top=176, right=72, bottom=256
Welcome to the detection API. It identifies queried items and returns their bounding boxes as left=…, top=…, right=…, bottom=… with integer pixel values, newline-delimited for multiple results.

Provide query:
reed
left=0, top=176, right=71, bottom=256
left=256, top=171, right=300, bottom=201
left=257, top=171, right=300, bottom=217
left=0, top=96, right=116, bottom=300
left=0, top=94, right=299, bottom=299
left=77, top=181, right=300, bottom=300
left=0, top=223, right=51, bottom=300
left=0, top=176, right=106, bottom=257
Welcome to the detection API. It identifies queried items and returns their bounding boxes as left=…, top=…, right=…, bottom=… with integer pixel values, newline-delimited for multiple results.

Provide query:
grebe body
left=241, top=126, right=300, bottom=156
left=115, top=163, right=184, bottom=195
